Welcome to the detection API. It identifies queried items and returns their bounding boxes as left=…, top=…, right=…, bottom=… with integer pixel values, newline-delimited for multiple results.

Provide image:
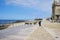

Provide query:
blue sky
left=0, top=0, right=53, bottom=20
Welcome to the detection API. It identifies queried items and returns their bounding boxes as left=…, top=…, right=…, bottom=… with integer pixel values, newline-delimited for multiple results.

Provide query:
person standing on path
left=39, top=21, right=41, bottom=26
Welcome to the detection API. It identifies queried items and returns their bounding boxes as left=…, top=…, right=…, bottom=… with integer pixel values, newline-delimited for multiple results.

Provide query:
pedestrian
left=39, top=21, right=41, bottom=26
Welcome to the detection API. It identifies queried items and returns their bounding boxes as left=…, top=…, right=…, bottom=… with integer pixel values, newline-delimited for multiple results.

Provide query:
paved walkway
left=27, top=27, right=54, bottom=40
left=42, top=19, right=60, bottom=40
left=0, top=20, right=60, bottom=40
left=0, top=25, right=39, bottom=40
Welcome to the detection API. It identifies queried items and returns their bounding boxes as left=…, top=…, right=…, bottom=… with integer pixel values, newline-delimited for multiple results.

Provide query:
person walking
left=39, top=21, right=41, bottom=26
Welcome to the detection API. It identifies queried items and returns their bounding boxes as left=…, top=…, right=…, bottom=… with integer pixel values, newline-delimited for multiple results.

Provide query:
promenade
left=0, top=24, right=39, bottom=40
left=0, top=19, right=60, bottom=40
left=27, top=19, right=60, bottom=40
left=27, top=27, right=54, bottom=40
left=41, top=19, right=60, bottom=40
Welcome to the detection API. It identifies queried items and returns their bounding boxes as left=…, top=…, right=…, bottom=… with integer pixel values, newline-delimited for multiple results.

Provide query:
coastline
left=0, top=22, right=25, bottom=30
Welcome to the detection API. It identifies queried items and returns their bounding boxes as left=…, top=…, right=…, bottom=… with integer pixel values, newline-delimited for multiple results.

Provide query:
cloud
left=5, top=0, right=53, bottom=13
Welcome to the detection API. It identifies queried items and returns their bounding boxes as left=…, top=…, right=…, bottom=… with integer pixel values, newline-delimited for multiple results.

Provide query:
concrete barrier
left=8, top=22, right=25, bottom=28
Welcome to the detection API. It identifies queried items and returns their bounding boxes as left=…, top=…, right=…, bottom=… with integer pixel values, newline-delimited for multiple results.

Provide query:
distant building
left=52, top=0, right=60, bottom=21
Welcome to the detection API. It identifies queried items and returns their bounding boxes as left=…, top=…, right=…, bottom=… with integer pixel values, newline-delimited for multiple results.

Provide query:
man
left=39, top=21, right=41, bottom=26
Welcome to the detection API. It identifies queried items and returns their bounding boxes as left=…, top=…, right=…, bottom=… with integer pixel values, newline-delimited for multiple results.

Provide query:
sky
left=0, top=0, right=53, bottom=20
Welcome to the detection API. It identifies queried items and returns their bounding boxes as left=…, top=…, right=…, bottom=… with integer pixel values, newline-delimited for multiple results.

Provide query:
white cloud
left=5, top=0, right=53, bottom=13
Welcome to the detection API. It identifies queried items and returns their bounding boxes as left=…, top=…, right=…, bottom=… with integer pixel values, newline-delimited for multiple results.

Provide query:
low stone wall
left=42, top=19, right=60, bottom=29
left=8, top=22, right=25, bottom=28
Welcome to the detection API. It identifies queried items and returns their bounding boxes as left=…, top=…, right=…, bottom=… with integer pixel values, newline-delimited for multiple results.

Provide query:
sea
left=0, top=20, right=17, bottom=25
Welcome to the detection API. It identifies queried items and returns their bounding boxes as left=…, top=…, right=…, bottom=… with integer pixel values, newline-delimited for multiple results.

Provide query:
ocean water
left=0, top=20, right=16, bottom=24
